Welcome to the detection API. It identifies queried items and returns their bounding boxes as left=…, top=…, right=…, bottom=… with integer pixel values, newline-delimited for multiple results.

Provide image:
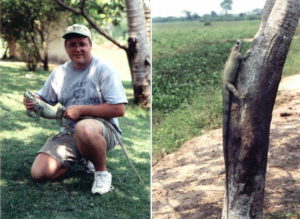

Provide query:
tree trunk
left=143, top=0, right=151, bottom=42
left=2, top=45, right=9, bottom=59
left=8, top=38, right=17, bottom=59
left=42, top=54, right=49, bottom=71
left=38, top=25, right=49, bottom=71
left=222, top=0, right=299, bottom=218
left=125, top=0, right=151, bottom=108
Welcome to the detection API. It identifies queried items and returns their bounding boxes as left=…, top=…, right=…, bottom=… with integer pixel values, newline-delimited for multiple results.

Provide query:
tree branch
left=82, top=10, right=127, bottom=50
left=52, top=0, right=127, bottom=50
left=52, top=0, right=80, bottom=14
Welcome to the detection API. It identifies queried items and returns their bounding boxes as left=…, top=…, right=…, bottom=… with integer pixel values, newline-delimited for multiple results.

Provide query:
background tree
left=125, top=0, right=151, bottom=107
left=53, top=0, right=151, bottom=107
left=1, top=0, right=61, bottom=71
left=183, top=10, right=193, bottom=21
left=222, top=0, right=299, bottom=218
left=1, top=0, right=24, bottom=59
left=220, top=0, right=233, bottom=15
left=211, top=11, right=218, bottom=17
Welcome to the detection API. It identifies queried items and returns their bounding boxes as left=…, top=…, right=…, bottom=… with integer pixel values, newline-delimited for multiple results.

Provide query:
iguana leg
left=56, top=107, right=65, bottom=126
left=34, top=107, right=43, bottom=122
left=226, top=83, right=245, bottom=100
left=55, top=106, right=72, bottom=133
left=27, top=109, right=41, bottom=122
left=27, top=110, right=37, bottom=120
left=239, top=50, right=251, bottom=60
left=227, top=83, right=249, bottom=108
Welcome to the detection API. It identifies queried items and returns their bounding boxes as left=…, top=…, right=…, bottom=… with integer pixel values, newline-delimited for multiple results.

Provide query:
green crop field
left=152, top=20, right=300, bottom=159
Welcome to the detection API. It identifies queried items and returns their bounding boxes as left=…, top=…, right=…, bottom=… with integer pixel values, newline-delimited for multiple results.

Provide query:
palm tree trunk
left=125, top=0, right=151, bottom=108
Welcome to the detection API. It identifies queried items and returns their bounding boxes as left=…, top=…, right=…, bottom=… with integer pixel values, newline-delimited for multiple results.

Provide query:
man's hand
left=23, top=97, right=35, bottom=110
left=63, top=105, right=83, bottom=120
left=23, top=93, right=40, bottom=111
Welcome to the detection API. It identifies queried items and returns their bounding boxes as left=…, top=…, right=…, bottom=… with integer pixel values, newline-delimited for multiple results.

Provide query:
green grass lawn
left=152, top=20, right=300, bottom=159
left=0, top=61, right=150, bottom=218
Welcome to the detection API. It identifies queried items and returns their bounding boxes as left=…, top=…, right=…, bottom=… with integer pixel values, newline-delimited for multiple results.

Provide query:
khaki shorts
left=38, top=119, right=119, bottom=168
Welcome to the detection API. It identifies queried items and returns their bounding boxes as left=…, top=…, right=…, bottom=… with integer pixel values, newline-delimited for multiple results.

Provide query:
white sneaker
left=91, top=171, right=113, bottom=195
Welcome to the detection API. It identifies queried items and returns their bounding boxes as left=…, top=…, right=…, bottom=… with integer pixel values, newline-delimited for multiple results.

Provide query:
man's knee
left=75, top=119, right=103, bottom=142
left=31, top=153, right=64, bottom=181
left=31, top=166, right=46, bottom=181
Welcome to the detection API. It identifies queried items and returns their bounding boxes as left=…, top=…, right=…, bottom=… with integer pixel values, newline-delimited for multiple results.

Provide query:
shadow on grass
left=1, top=114, right=150, bottom=219
left=0, top=64, right=48, bottom=95
left=1, top=127, right=150, bottom=219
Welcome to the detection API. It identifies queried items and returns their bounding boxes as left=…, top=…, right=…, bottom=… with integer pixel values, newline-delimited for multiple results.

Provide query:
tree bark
left=32, top=22, right=49, bottom=71
left=8, top=38, right=17, bottom=59
left=125, top=0, right=151, bottom=108
left=143, top=0, right=151, bottom=42
left=222, top=0, right=300, bottom=218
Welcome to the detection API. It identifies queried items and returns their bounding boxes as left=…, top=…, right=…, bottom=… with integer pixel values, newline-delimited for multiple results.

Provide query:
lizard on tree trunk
left=24, top=91, right=145, bottom=185
left=222, top=40, right=250, bottom=218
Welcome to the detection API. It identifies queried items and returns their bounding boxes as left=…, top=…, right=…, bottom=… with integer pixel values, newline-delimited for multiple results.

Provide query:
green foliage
left=152, top=20, right=300, bottom=158
left=153, top=88, right=222, bottom=156
left=0, top=61, right=150, bottom=218
left=1, top=0, right=60, bottom=41
left=220, top=0, right=233, bottom=13
left=64, top=0, right=126, bottom=33
left=204, top=21, right=212, bottom=26
left=1, top=0, right=127, bottom=70
left=152, top=20, right=258, bottom=114
left=153, top=43, right=228, bottom=113
left=1, top=0, right=61, bottom=70
left=152, top=21, right=259, bottom=60
left=18, top=41, right=39, bottom=71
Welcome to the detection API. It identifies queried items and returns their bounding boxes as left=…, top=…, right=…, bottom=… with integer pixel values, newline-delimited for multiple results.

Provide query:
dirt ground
left=152, top=74, right=300, bottom=218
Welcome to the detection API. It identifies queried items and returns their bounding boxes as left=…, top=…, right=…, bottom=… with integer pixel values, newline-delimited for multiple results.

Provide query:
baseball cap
left=63, top=24, right=92, bottom=39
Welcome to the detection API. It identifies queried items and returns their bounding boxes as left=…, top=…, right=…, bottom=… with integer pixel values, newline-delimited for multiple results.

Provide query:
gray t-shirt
left=37, top=57, right=128, bottom=133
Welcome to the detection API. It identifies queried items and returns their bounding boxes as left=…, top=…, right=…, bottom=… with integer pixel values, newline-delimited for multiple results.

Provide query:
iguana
left=24, top=91, right=145, bottom=185
left=222, top=40, right=250, bottom=217
left=24, top=91, right=65, bottom=125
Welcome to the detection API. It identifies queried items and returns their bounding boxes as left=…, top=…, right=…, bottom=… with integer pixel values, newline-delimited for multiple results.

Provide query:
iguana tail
left=99, top=118, right=145, bottom=186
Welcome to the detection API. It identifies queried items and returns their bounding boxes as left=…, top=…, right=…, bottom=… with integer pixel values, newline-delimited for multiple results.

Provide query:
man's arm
left=63, top=103, right=125, bottom=120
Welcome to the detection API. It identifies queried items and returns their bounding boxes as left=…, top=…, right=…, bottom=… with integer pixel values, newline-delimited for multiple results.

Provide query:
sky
left=152, top=0, right=266, bottom=17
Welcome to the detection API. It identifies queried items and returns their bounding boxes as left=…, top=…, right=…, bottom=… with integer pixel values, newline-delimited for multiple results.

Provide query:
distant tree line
left=153, top=9, right=263, bottom=23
